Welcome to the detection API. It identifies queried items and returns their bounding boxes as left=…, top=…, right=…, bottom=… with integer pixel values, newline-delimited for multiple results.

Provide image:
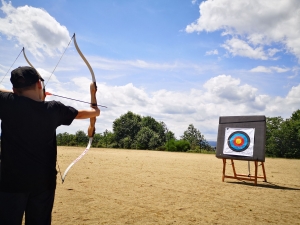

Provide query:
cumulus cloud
left=48, top=74, right=300, bottom=140
left=0, top=0, right=70, bottom=59
left=186, top=0, right=300, bottom=61
left=0, top=63, right=293, bottom=140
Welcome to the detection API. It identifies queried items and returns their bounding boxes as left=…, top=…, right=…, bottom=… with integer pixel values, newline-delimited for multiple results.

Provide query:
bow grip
left=88, top=82, right=97, bottom=137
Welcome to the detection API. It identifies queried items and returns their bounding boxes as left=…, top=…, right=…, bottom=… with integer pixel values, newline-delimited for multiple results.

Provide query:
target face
left=227, top=131, right=250, bottom=152
left=223, top=127, right=255, bottom=157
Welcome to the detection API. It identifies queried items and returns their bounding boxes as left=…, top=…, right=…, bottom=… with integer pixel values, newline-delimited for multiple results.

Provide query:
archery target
left=223, top=128, right=255, bottom=157
left=228, top=131, right=250, bottom=152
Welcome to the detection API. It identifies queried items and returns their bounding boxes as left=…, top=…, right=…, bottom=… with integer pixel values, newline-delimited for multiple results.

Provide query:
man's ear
left=37, top=80, right=43, bottom=89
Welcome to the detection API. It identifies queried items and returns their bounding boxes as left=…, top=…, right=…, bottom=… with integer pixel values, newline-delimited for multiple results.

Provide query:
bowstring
left=44, top=34, right=74, bottom=88
left=46, top=34, right=76, bottom=183
left=0, top=48, right=23, bottom=84
left=49, top=93, right=107, bottom=108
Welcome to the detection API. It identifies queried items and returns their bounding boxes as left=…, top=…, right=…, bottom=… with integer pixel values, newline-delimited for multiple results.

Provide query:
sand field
left=35, top=146, right=300, bottom=224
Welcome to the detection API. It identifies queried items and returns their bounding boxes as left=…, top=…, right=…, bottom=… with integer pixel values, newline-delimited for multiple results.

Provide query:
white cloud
left=0, top=0, right=70, bottom=59
left=222, top=38, right=268, bottom=60
left=250, top=66, right=271, bottom=73
left=268, top=48, right=280, bottom=57
left=271, top=67, right=290, bottom=73
left=48, top=74, right=300, bottom=140
left=250, top=66, right=290, bottom=73
left=186, top=0, right=300, bottom=61
left=2, top=63, right=298, bottom=140
left=205, top=49, right=218, bottom=55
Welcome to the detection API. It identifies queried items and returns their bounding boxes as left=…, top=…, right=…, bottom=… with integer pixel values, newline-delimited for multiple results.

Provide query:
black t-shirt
left=0, top=92, right=78, bottom=192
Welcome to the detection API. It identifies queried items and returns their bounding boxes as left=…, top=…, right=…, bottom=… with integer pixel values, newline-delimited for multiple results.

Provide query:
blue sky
left=0, top=0, right=300, bottom=140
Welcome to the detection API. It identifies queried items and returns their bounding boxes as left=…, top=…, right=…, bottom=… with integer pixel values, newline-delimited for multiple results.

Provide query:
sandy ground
left=28, top=147, right=300, bottom=224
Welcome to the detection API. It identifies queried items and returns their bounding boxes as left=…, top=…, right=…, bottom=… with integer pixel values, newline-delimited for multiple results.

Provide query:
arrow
left=45, top=92, right=107, bottom=108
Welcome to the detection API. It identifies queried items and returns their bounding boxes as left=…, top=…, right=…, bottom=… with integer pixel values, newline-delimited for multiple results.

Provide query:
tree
left=266, top=116, right=285, bottom=157
left=165, top=139, right=177, bottom=151
left=166, top=130, right=175, bottom=141
left=113, top=111, right=142, bottom=148
left=112, top=112, right=175, bottom=150
left=280, top=110, right=300, bottom=158
left=68, top=134, right=76, bottom=146
left=103, top=129, right=115, bottom=148
left=266, top=110, right=300, bottom=158
left=93, top=133, right=102, bottom=147
left=181, top=124, right=208, bottom=150
left=75, top=130, right=88, bottom=147
left=57, top=132, right=72, bottom=146
left=149, top=133, right=161, bottom=150
left=165, top=125, right=175, bottom=151
left=141, top=116, right=166, bottom=148
left=135, top=127, right=155, bottom=149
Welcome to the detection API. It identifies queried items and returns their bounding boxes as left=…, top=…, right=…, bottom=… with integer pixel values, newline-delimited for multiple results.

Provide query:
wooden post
left=222, top=158, right=226, bottom=182
left=231, top=159, right=237, bottom=177
left=221, top=159, right=267, bottom=185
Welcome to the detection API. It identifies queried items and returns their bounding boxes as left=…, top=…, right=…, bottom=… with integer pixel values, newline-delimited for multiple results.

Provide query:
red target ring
left=233, top=136, right=244, bottom=147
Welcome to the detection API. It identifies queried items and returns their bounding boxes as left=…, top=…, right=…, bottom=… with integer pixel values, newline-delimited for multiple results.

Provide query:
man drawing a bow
left=0, top=66, right=100, bottom=225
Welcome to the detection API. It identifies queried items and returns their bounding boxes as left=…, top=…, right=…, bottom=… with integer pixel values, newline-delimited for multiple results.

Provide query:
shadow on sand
left=228, top=181, right=300, bottom=190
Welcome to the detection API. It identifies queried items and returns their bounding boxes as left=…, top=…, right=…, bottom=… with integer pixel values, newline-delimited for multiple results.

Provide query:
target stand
left=216, top=115, right=267, bottom=185
left=222, top=159, right=267, bottom=185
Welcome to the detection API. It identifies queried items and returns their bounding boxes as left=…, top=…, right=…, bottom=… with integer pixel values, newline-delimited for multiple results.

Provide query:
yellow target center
left=235, top=138, right=242, bottom=145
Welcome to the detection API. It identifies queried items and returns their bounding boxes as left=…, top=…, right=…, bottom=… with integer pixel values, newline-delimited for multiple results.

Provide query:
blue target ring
left=227, top=131, right=250, bottom=152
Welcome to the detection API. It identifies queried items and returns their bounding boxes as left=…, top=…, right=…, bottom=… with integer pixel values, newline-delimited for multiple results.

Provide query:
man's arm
left=75, top=107, right=100, bottom=119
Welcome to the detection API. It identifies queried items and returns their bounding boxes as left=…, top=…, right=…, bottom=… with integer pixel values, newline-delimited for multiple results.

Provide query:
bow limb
left=73, top=33, right=98, bottom=137
left=22, top=47, right=35, bottom=68
left=73, top=33, right=97, bottom=139
left=22, top=48, right=46, bottom=100
left=62, top=33, right=98, bottom=183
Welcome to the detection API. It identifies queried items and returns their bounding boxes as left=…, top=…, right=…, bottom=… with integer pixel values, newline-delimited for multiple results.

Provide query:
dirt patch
left=39, top=147, right=300, bottom=224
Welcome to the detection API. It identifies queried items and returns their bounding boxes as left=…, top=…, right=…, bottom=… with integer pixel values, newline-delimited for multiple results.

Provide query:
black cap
left=10, top=66, right=44, bottom=88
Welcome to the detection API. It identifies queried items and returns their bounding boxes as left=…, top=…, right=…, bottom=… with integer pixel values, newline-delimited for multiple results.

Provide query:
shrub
left=175, top=140, right=190, bottom=152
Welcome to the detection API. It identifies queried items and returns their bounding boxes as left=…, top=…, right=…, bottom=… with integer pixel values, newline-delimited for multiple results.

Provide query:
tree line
left=56, top=110, right=300, bottom=158
left=266, top=109, right=300, bottom=158
left=57, top=111, right=213, bottom=152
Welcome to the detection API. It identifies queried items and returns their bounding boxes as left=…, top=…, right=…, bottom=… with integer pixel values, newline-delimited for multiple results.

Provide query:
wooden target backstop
left=215, top=115, right=267, bottom=185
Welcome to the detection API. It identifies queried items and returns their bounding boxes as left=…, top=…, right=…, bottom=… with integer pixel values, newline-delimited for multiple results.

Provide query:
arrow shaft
left=46, top=92, right=107, bottom=108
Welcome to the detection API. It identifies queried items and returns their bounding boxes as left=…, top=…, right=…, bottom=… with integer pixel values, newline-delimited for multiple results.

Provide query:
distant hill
left=208, top=141, right=217, bottom=147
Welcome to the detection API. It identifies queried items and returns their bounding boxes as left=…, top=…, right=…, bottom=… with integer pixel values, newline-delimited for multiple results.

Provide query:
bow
left=61, top=33, right=98, bottom=183
left=0, top=48, right=45, bottom=97
left=16, top=35, right=98, bottom=183
left=22, top=47, right=46, bottom=100
left=0, top=48, right=23, bottom=85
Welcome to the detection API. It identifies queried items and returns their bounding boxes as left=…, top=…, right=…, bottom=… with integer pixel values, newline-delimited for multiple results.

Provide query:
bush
left=187, top=148, right=215, bottom=154
left=165, top=139, right=190, bottom=152
left=175, top=140, right=190, bottom=152
left=165, top=139, right=177, bottom=151
left=156, top=146, right=166, bottom=151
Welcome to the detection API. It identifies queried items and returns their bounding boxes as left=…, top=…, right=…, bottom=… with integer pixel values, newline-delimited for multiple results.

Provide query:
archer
left=0, top=66, right=100, bottom=224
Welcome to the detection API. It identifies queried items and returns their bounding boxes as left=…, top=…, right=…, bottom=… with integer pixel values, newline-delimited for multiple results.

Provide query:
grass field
left=44, top=147, right=300, bottom=224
